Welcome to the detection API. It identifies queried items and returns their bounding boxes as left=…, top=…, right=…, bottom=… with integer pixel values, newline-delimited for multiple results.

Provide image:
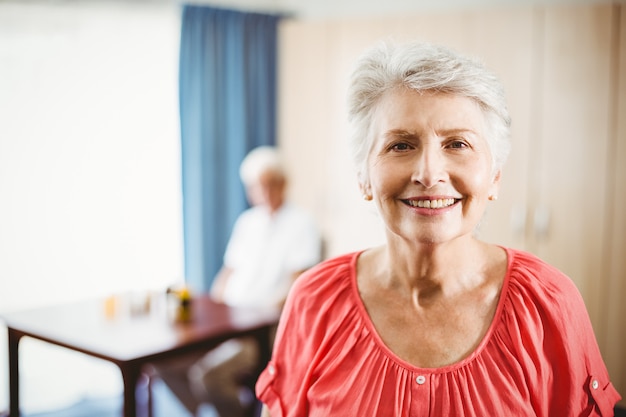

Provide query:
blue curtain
left=179, top=5, right=281, bottom=292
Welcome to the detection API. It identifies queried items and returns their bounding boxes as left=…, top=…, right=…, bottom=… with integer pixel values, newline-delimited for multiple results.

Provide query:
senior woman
left=256, top=41, right=621, bottom=416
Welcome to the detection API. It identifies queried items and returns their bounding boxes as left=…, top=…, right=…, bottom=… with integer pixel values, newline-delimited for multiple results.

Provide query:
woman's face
left=363, top=89, right=500, bottom=246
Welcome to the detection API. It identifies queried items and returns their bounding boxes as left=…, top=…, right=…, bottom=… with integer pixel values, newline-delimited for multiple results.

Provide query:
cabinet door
left=278, top=20, right=333, bottom=219
left=603, top=3, right=626, bottom=405
left=530, top=5, right=614, bottom=327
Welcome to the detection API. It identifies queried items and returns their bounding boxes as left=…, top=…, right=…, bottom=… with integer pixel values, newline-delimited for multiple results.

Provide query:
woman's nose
left=411, top=147, right=446, bottom=189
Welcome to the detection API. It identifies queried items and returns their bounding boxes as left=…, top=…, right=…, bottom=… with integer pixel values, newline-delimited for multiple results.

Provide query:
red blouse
left=256, top=248, right=621, bottom=416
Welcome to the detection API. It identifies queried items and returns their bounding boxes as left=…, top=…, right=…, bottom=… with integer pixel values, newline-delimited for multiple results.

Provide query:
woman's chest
left=306, top=338, right=534, bottom=417
left=363, top=293, right=499, bottom=368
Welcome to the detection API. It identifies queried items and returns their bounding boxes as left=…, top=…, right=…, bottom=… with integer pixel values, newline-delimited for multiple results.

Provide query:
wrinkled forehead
left=369, top=89, right=489, bottom=144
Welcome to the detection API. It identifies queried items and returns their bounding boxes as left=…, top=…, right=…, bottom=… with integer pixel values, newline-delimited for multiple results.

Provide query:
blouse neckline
left=348, top=246, right=514, bottom=374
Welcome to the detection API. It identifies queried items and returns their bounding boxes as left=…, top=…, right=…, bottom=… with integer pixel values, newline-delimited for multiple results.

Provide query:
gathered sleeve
left=255, top=254, right=358, bottom=417
left=500, top=251, right=621, bottom=416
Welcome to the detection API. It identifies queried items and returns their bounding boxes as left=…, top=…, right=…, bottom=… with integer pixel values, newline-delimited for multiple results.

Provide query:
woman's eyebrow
left=383, top=129, right=418, bottom=139
left=383, top=128, right=477, bottom=138
left=436, top=128, right=478, bottom=137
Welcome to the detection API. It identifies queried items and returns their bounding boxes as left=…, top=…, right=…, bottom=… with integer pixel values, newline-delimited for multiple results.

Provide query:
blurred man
left=157, top=146, right=323, bottom=417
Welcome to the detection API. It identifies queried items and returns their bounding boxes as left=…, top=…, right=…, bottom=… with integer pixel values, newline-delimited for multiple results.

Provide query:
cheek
left=369, top=163, right=403, bottom=197
left=249, top=187, right=268, bottom=205
left=460, top=165, right=494, bottom=197
left=369, top=164, right=395, bottom=194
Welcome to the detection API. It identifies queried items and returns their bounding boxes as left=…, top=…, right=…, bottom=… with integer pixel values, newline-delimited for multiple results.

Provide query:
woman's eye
left=447, top=140, right=468, bottom=149
left=391, top=142, right=412, bottom=151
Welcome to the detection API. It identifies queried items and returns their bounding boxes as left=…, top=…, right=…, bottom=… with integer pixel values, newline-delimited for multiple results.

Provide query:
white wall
left=0, top=2, right=184, bottom=412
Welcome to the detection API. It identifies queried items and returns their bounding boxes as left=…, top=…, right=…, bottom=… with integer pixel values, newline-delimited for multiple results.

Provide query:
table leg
left=256, top=326, right=273, bottom=373
left=119, top=364, right=141, bottom=417
left=7, top=328, right=23, bottom=417
left=251, top=326, right=273, bottom=417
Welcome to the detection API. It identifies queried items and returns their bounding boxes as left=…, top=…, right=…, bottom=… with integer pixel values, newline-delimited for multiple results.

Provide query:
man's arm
left=209, top=266, right=233, bottom=303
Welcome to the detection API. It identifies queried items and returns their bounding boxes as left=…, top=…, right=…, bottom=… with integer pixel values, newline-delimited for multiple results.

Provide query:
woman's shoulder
left=293, top=251, right=360, bottom=290
left=505, top=248, right=574, bottom=285
left=501, top=247, right=585, bottom=314
left=286, top=251, right=361, bottom=311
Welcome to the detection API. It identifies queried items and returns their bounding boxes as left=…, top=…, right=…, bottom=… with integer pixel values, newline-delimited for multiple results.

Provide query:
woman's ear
left=358, top=174, right=373, bottom=201
left=488, top=170, right=502, bottom=201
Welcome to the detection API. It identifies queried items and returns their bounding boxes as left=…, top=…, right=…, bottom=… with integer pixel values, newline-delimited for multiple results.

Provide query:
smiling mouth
left=403, top=198, right=459, bottom=209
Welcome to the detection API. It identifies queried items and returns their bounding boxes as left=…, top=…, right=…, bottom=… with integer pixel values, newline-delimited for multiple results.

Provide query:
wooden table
left=1, top=294, right=280, bottom=417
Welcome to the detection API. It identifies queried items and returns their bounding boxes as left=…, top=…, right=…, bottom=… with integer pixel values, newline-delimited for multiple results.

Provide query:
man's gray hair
left=239, top=146, right=285, bottom=185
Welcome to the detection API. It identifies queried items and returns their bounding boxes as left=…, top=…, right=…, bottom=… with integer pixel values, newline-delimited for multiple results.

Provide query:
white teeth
left=408, top=198, right=456, bottom=208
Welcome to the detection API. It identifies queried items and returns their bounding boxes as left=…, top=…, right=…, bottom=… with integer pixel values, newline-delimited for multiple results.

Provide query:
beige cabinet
left=486, top=6, right=624, bottom=402
left=278, top=3, right=625, bottom=403
left=479, top=1, right=617, bottom=346
left=532, top=4, right=613, bottom=324
left=603, top=4, right=626, bottom=405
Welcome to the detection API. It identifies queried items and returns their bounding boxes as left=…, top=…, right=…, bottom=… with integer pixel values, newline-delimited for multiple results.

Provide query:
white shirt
left=221, top=203, right=322, bottom=308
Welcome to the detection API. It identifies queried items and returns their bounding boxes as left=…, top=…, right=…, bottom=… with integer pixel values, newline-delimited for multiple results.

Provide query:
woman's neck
left=367, top=237, right=494, bottom=301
